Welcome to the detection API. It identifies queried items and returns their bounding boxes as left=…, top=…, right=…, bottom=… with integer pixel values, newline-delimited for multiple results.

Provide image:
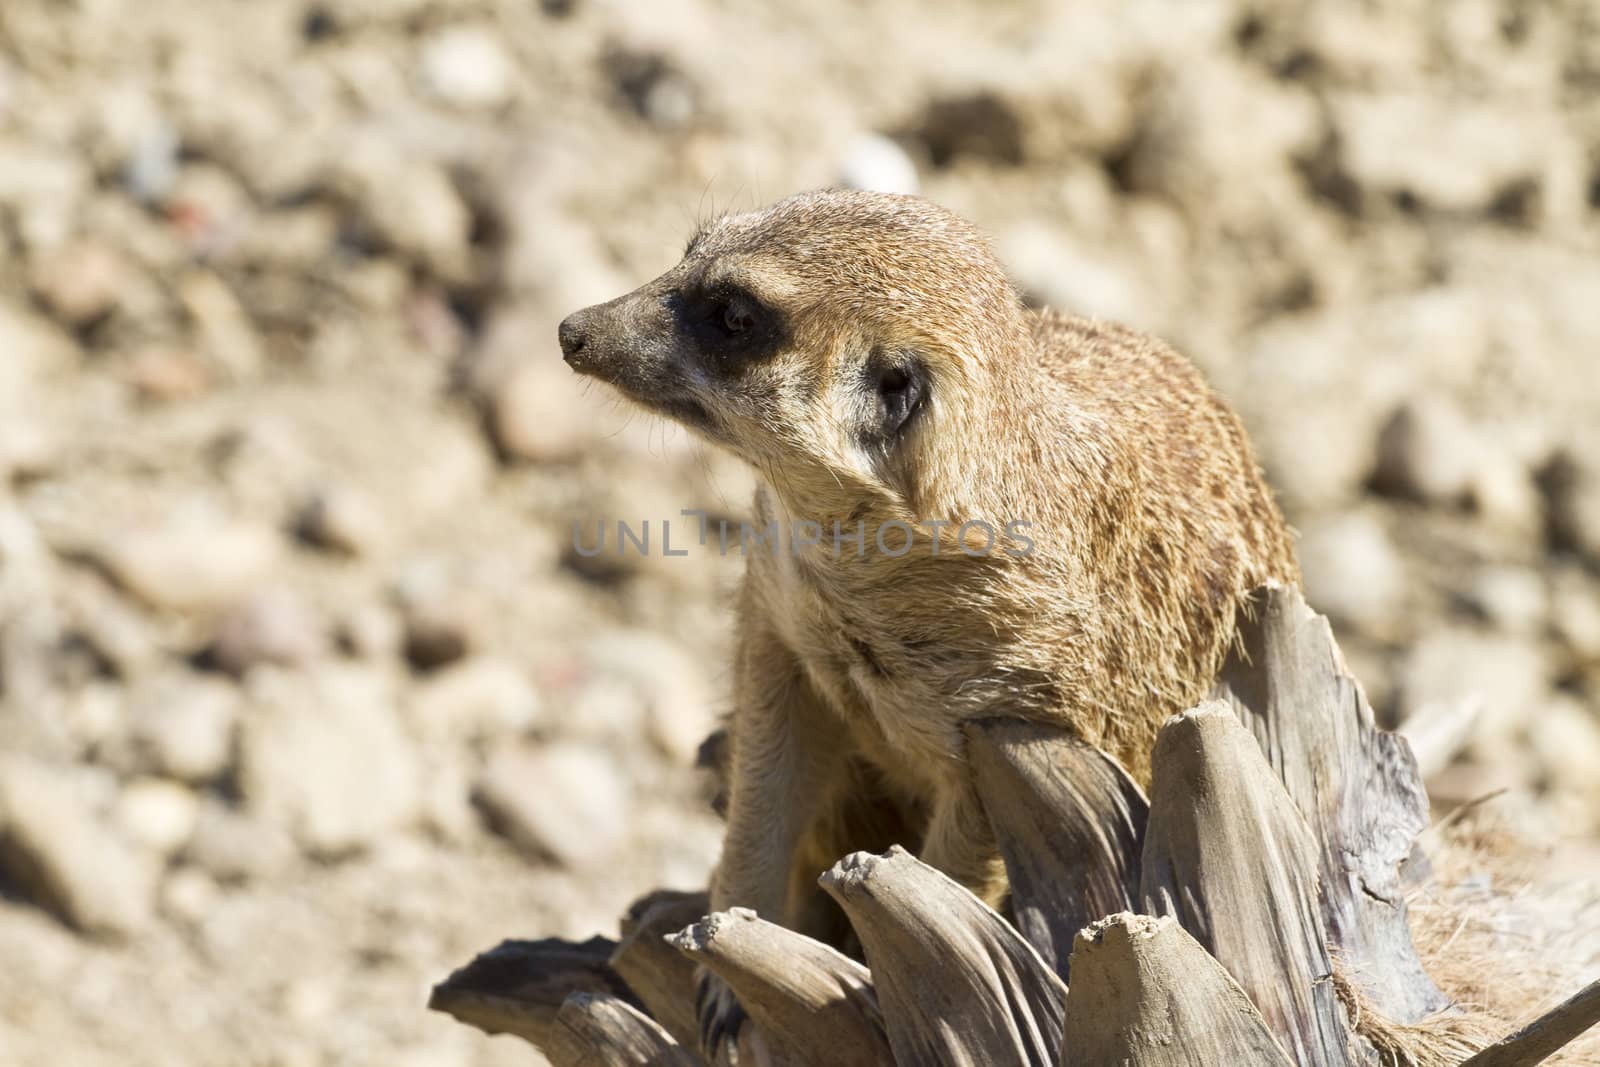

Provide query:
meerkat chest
left=749, top=544, right=988, bottom=779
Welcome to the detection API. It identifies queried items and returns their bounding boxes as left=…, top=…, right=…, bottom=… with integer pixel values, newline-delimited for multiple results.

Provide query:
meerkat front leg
left=699, top=618, right=851, bottom=1053
left=919, top=781, right=1008, bottom=909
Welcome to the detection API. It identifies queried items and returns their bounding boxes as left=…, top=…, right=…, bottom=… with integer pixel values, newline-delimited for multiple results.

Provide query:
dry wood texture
left=1212, top=583, right=1448, bottom=1024
left=611, top=890, right=710, bottom=1051
left=553, top=993, right=699, bottom=1067
left=426, top=935, right=632, bottom=1050
left=669, top=907, right=892, bottom=1067
left=1064, top=912, right=1296, bottom=1066
left=965, top=716, right=1147, bottom=981
left=1141, top=702, right=1356, bottom=1064
left=428, top=585, right=1600, bottom=1067
left=820, top=846, right=1067, bottom=1067
left=1460, top=979, right=1600, bottom=1067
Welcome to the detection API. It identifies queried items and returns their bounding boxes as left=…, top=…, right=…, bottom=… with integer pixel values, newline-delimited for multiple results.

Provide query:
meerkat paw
left=695, top=966, right=747, bottom=1057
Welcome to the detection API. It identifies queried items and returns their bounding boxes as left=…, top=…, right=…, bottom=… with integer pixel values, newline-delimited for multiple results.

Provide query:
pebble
left=839, top=133, right=919, bottom=195
left=29, top=240, right=126, bottom=327
left=123, top=347, right=211, bottom=403
left=585, top=630, right=714, bottom=762
left=1296, top=510, right=1408, bottom=638
left=1462, top=565, right=1547, bottom=635
left=128, top=673, right=241, bottom=784
left=336, top=602, right=404, bottom=661
left=1371, top=398, right=1480, bottom=506
left=409, top=657, right=543, bottom=742
left=114, top=778, right=200, bottom=856
left=294, top=486, right=386, bottom=557
left=0, top=758, right=156, bottom=938
left=183, top=800, right=297, bottom=883
left=1541, top=447, right=1600, bottom=565
left=1399, top=628, right=1551, bottom=756
left=401, top=597, right=479, bottom=672
left=177, top=270, right=265, bottom=381
left=0, top=300, right=77, bottom=389
left=489, top=359, right=598, bottom=464
left=343, top=152, right=472, bottom=280
left=160, top=866, right=221, bottom=925
left=418, top=26, right=515, bottom=110
left=96, top=508, right=279, bottom=612
left=474, top=742, right=630, bottom=867
left=1528, top=696, right=1600, bottom=829
left=1550, top=571, right=1600, bottom=664
left=237, top=665, right=421, bottom=856
left=208, top=588, right=328, bottom=675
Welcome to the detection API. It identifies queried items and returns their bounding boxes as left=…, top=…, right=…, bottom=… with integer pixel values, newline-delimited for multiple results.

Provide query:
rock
left=400, top=595, right=479, bottom=672
left=336, top=602, right=404, bottom=661
left=0, top=300, right=77, bottom=393
left=1470, top=449, right=1543, bottom=541
left=915, top=90, right=1026, bottom=167
left=1551, top=570, right=1600, bottom=664
left=563, top=674, right=648, bottom=743
left=183, top=800, right=296, bottom=883
left=1117, top=56, right=1317, bottom=208
left=96, top=507, right=279, bottom=612
left=1331, top=93, right=1562, bottom=216
left=0, top=413, right=55, bottom=482
left=489, top=358, right=602, bottom=464
left=584, top=630, right=714, bottom=762
left=474, top=742, right=630, bottom=867
left=123, top=347, right=211, bottom=403
left=1296, top=510, right=1408, bottom=638
left=1462, top=565, right=1546, bottom=635
left=115, top=778, right=200, bottom=856
left=63, top=683, right=121, bottom=751
left=1371, top=398, right=1480, bottom=506
left=338, top=150, right=472, bottom=280
left=997, top=227, right=1144, bottom=325
left=418, top=25, right=515, bottom=109
left=1529, top=696, right=1600, bottom=804
left=1399, top=628, right=1551, bottom=756
left=128, top=674, right=241, bottom=784
left=294, top=486, right=386, bottom=557
left=0, top=758, right=156, bottom=938
left=409, top=657, right=543, bottom=742
left=604, top=46, right=698, bottom=127
left=417, top=757, right=477, bottom=843
left=1539, top=446, right=1600, bottom=565
left=160, top=866, right=221, bottom=925
left=207, top=589, right=328, bottom=675
left=237, top=665, right=421, bottom=856
left=177, top=270, right=265, bottom=380
left=29, top=240, right=126, bottom=328
left=838, top=133, right=919, bottom=195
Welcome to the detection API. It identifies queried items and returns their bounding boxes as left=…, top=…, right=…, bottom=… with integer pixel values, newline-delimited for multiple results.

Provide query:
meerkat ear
left=875, top=354, right=927, bottom=439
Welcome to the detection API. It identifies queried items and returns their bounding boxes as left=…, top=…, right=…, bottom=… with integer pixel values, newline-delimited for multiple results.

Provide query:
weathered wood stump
left=429, top=585, right=1600, bottom=1066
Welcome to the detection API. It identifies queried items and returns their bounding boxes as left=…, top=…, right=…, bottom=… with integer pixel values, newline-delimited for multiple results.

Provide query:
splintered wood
left=429, top=585, right=1600, bottom=1066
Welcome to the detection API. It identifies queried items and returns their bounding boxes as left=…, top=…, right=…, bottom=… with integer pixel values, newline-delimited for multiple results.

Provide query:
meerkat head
left=558, top=190, right=1028, bottom=516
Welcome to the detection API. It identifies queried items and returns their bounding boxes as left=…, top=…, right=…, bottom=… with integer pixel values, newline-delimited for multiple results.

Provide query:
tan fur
left=560, top=190, right=1298, bottom=931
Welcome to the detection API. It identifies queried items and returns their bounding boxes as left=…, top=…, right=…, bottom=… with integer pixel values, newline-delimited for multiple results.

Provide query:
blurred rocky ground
left=0, top=0, right=1598, bottom=1064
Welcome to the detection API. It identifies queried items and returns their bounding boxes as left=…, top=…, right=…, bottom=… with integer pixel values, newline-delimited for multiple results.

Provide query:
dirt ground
left=1, top=1, right=1598, bottom=1064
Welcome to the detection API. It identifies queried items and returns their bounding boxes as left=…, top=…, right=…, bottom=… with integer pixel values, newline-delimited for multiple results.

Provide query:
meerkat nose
left=557, top=312, right=589, bottom=362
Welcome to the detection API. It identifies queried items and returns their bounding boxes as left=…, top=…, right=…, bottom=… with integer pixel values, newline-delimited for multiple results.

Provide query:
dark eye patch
left=671, top=281, right=786, bottom=365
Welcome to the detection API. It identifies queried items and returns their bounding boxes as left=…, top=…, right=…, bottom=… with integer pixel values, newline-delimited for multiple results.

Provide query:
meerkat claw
left=695, top=968, right=746, bottom=1055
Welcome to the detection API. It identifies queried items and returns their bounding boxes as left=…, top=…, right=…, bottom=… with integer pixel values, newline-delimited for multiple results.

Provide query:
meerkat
left=558, top=190, right=1299, bottom=1052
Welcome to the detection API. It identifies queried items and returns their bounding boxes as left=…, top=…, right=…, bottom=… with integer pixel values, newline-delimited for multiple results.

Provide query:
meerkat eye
left=722, top=300, right=753, bottom=335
